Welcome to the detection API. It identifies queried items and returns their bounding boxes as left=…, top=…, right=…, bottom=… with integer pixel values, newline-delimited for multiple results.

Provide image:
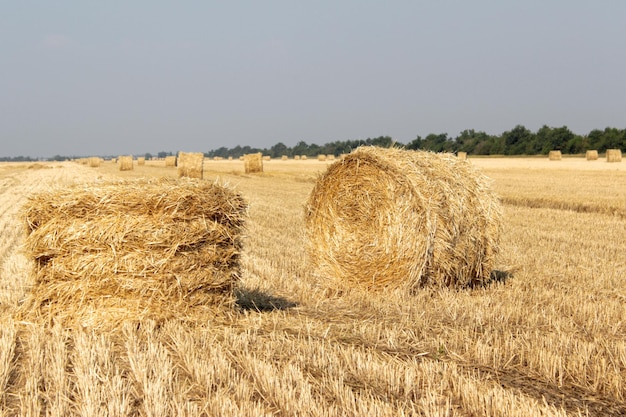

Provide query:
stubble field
left=0, top=155, right=625, bottom=416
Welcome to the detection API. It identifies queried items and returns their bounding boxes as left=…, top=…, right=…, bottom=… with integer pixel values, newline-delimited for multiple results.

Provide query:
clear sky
left=2, top=1, right=625, bottom=158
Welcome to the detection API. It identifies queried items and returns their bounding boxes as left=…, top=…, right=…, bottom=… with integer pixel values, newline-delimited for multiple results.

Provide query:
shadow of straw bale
left=490, top=269, right=512, bottom=284
left=235, top=287, right=298, bottom=312
left=468, top=269, right=513, bottom=289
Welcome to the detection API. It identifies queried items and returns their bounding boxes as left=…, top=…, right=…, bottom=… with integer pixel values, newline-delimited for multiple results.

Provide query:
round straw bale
left=586, top=150, right=598, bottom=161
left=164, top=155, right=177, bottom=167
left=87, top=157, right=102, bottom=167
left=606, top=149, right=622, bottom=162
left=305, top=147, right=502, bottom=291
left=548, top=150, right=562, bottom=161
left=118, top=155, right=134, bottom=170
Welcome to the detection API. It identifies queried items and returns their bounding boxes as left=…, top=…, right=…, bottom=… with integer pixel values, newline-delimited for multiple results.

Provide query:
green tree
left=535, top=125, right=576, bottom=154
left=292, top=141, right=309, bottom=156
left=366, top=136, right=394, bottom=148
left=406, top=135, right=423, bottom=150
left=454, top=129, right=492, bottom=154
left=270, top=142, right=288, bottom=158
left=502, top=125, right=534, bottom=155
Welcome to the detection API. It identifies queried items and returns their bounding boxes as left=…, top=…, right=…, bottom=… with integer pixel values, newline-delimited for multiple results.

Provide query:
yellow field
left=0, top=156, right=625, bottom=416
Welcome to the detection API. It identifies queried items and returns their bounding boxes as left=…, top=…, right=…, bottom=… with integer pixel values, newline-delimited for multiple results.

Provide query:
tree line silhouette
left=207, top=124, right=626, bottom=159
left=2, top=124, right=624, bottom=161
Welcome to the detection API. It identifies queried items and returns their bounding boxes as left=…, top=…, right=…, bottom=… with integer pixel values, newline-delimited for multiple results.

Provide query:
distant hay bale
left=457, top=151, right=467, bottom=160
left=606, top=149, right=622, bottom=162
left=281, top=155, right=288, bottom=160
left=18, top=178, right=247, bottom=329
left=301, top=155, right=308, bottom=160
left=305, top=146, right=503, bottom=291
left=111, top=158, right=117, bottom=164
left=548, top=150, right=562, bottom=161
left=118, top=155, right=134, bottom=171
left=165, top=156, right=177, bottom=167
left=317, top=155, right=327, bottom=161
left=88, top=157, right=102, bottom=167
left=244, top=153, right=263, bottom=174
left=228, top=156, right=233, bottom=161
left=294, top=155, right=301, bottom=160
left=585, top=150, right=598, bottom=160
left=326, top=154, right=335, bottom=161
left=262, top=156, right=271, bottom=161
left=137, top=157, right=146, bottom=165
left=177, top=151, right=204, bottom=179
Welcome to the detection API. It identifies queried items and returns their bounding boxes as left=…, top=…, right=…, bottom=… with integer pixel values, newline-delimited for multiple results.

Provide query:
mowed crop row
left=0, top=157, right=625, bottom=416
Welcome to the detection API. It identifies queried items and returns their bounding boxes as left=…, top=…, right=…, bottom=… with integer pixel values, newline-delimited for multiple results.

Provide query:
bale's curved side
left=305, top=147, right=502, bottom=291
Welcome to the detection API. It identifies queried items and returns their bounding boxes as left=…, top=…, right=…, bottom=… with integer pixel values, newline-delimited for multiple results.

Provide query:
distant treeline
left=206, top=125, right=626, bottom=159
left=0, top=156, right=40, bottom=162
left=3, top=124, right=625, bottom=161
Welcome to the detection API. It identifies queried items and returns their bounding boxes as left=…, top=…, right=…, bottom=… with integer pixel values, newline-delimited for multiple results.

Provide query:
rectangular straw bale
left=243, top=153, right=263, bottom=173
left=18, top=178, right=247, bottom=329
left=548, top=150, right=562, bottom=161
left=165, top=155, right=177, bottom=167
left=606, top=149, right=622, bottom=162
left=457, top=151, right=467, bottom=160
left=177, top=151, right=204, bottom=179
left=118, top=155, right=134, bottom=170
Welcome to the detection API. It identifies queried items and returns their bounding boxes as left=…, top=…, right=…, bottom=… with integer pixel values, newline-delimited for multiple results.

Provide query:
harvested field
left=0, top=156, right=625, bottom=416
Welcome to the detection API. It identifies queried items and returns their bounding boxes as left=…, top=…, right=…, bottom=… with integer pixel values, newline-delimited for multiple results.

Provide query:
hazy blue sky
left=2, top=1, right=625, bottom=157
